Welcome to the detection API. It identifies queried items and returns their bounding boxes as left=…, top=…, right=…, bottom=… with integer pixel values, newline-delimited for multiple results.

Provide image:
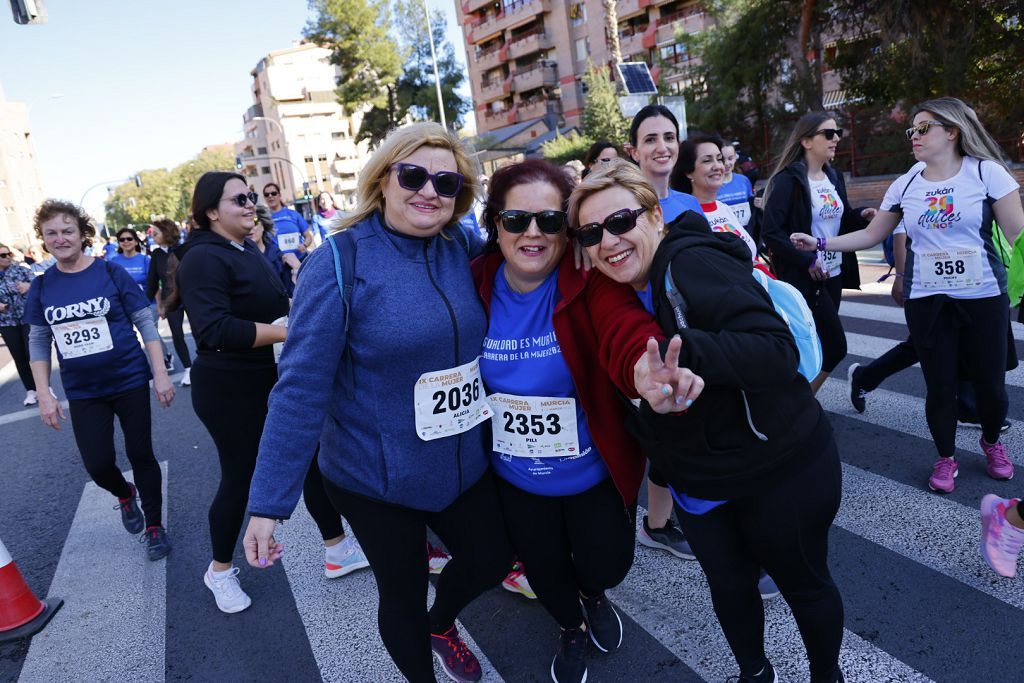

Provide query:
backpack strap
left=450, top=221, right=473, bottom=257
left=663, top=266, right=689, bottom=331
left=326, top=229, right=357, bottom=333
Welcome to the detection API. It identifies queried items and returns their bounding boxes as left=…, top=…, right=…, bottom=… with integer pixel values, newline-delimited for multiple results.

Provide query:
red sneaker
left=430, top=625, right=482, bottom=682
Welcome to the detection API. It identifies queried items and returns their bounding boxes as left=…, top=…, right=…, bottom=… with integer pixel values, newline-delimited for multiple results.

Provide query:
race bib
left=731, top=202, right=751, bottom=227
left=488, top=393, right=580, bottom=458
left=53, top=318, right=113, bottom=359
left=414, top=357, right=493, bottom=441
left=820, top=249, right=842, bottom=276
left=278, top=232, right=302, bottom=252
left=271, top=316, right=288, bottom=364
left=919, top=248, right=983, bottom=289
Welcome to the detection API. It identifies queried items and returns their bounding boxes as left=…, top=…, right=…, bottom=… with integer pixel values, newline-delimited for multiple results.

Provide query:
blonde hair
left=337, top=122, right=481, bottom=236
left=763, top=111, right=838, bottom=208
left=912, top=97, right=1010, bottom=172
left=567, top=158, right=661, bottom=230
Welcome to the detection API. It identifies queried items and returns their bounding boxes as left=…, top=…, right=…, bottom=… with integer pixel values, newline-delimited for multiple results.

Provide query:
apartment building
left=234, top=42, right=369, bottom=210
left=0, top=82, right=45, bottom=249
left=456, top=0, right=711, bottom=145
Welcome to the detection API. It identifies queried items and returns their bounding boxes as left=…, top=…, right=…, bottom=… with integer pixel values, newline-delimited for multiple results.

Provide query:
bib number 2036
left=432, top=379, right=481, bottom=415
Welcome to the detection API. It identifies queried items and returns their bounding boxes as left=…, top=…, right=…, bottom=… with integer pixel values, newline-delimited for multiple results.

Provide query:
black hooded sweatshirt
left=628, top=211, right=833, bottom=501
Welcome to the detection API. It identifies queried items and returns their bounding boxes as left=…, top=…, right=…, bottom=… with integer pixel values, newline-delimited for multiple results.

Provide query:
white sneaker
left=203, top=565, right=252, bottom=614
left=180, top=368, right=191, bottom=387
left=325, top=536, right=370, bottom=578
left=23, top=390, right=38, bottom=406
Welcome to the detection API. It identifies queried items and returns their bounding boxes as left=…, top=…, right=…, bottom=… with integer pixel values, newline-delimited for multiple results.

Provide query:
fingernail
left=673, top=334, right=681, bottom=340
left=685, top=399, right=693, bottom=408
left=675, top=395, right=684, bottom=405
left=661, top=386, right=671, bottom=396
left=648, top=336, right=655, bottom=342
left=259, top=558, right=266, bottom=567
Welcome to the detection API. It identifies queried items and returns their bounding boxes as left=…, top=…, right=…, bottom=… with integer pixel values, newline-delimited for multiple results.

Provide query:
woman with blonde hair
left=791, top=97, right=1024, bottom=494
left=242, top=122, right=509, bottom=683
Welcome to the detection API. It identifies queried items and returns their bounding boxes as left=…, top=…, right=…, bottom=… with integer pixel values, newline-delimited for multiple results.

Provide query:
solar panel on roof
left=617, top=62, right=658, bottom=95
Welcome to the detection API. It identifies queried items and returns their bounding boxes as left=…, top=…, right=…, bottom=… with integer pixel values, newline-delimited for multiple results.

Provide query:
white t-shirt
left=808, top=175, right=845, bottom=277
left=701, top=201, right=758, bottom=262
left=880, top=156, right=1018, bottom=300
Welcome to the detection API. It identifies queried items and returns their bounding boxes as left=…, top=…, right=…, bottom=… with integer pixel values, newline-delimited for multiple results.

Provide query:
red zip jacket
left=473, top=250, right=662, bottom=506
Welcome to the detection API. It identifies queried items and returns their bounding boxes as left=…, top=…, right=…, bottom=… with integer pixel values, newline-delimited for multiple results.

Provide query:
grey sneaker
left=114, top=483, right=144, bottom=534
left=638, top=515, right=695, bottom=560
left=758, top=569, right=780, bottom=600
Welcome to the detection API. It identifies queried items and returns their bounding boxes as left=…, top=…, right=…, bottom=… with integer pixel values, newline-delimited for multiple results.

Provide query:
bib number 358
left=920, top=248, right=982, bottom=289
left=414, top=357, right=492, bottom=441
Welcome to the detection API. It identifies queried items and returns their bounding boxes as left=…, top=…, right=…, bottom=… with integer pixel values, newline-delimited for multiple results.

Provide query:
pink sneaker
left=501, top=561, right=537, bottom=599
left=427, top=541, right=451, bottom=575
left=980, top=494, right=1024, bottom=577
left=980, top=437, right=1014, bottom=480
left=430, top=624, right=482, bottom=682
left=928, top=457, right=958, bottom=493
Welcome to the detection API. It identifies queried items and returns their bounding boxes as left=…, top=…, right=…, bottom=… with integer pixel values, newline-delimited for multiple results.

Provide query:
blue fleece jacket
left=248, top=212, right=490, bottom=517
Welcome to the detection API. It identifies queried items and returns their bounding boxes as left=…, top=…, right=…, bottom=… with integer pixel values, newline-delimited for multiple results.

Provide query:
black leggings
left=905, top=295, right=1009, bottom=454
left=192, top=363, right=343, bottom=560
left=323, top=471, right=513, bottom=683
left=808, top=276, right=846, bottom=373
left=677, top=441, right=844, bottom=683
left=68, top=383, right=162, bottom=527
left=164, top=309, right=192, bottom=369
left=0, top=323, right=35, bottom=391
left=496, top=476, right=635, bottom=629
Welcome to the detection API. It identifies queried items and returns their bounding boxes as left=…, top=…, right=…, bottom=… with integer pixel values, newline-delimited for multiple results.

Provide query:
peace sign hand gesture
left=633, top=336, right=704, bottom=414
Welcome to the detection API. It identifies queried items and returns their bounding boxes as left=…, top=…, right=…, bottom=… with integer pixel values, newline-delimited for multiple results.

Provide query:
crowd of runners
left=1, top=95, right=1023, bottom=683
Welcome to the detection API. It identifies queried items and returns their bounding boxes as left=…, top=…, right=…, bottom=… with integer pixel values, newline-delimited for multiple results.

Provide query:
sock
left=209, top=563, right=234, bottom=579
left=325, top=538, right=351, bottom=563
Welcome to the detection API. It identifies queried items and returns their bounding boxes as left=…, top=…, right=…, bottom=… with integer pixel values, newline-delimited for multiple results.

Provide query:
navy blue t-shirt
left=24, top=259, right=152, bottom=400
left=480, top=265, right=608, bottom=496
left=660, top=189, right=703, bottom=223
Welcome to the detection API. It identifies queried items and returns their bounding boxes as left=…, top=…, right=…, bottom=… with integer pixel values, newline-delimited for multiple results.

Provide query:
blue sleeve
left=248, top=245, right=347, bottom=519
left=109, top=262, right=150, bottom=313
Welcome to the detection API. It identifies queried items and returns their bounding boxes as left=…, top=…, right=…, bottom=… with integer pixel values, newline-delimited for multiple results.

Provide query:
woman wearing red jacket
left=472, top=159, right=703, bottom=683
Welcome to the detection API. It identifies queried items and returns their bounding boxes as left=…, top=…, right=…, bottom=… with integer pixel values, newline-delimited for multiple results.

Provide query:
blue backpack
left=664, top=267, right=822, bottom=381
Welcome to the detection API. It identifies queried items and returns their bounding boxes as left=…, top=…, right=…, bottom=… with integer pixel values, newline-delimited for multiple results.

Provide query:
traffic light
left=9, top=0, right=46, bottom=24
left=133, top=175, right=142, bottom=188
left=235, top=156, right=243, bottom=170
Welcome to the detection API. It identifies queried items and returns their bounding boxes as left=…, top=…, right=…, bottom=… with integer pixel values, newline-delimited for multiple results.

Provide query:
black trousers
left=0, top=323, right=35, bottom=391
left=324, top=471, right=513, bottom=683
left=677, top=441, right=844, bottom=683
left=809, top=276, right=847, bottom=373
left=496, top=475, right=636, bottom=629
left=68, top=383, right=162, bottom=527
left=164, top=309, right=192, bottom=369
left=858, top=336, right=979, bottom=415
left=304, top=449, right=344, bottom=540
left=904, top=295, right=1009, bottom=453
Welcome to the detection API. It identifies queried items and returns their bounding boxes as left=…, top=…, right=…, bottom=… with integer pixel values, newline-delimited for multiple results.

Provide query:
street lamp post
left=422, top=0, right=446, bottom=129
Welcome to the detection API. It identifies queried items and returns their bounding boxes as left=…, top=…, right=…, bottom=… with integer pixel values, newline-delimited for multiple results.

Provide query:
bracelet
left=894, top=273, right=904, bottom=279
left=816, top=237, right=823, bottom=250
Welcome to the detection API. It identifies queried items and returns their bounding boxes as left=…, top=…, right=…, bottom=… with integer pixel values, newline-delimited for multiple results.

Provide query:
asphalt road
left=1, top=265, right=1023, bottom=682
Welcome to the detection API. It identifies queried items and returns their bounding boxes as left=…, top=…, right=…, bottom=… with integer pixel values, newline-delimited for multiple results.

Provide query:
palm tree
left=603, top=0, right=622, bottom=66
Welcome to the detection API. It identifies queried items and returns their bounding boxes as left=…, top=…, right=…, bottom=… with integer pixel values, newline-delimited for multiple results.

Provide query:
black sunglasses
left=815, top=128, right=843, bottom=141
left=393, top=163, right=464, bottom=198
left=498, top=209, right=567, bottom=235
left=574, top=207, right=647, bottom=248
left=263, top=190, right=279, bottom=198
left=905, top=120, right=947, bottom=140
left=118, top=236, right=137, bottom=243
left=227, top=191, right=259, bottom=207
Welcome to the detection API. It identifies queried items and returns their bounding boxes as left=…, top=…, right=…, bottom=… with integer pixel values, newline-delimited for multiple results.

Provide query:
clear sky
left=0, top=0, right=468, bottom=218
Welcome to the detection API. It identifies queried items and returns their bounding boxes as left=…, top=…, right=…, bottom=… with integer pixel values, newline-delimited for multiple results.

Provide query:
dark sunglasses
left=574, top=207, right=647, bottom=248
left=263, top=190, right=279, bottom=198
left=815, top=128, right=843, bottom=141
left=118, top=236, right=137, bottom=243
left=905, top=120, right=947, bottom=140
left=227, top=191, right=259, bottom=207
left=393, top=163, right=464, bottom=198
left=498, top=209, right=567, bottom=235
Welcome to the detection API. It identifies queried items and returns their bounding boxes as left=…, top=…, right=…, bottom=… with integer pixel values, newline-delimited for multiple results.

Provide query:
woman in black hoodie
left=761, top=111, right=875, bottom=394
left=567, top=160, right=845, bottom=683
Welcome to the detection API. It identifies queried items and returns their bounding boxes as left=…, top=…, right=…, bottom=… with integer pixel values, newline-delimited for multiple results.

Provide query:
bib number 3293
left=414, top=357, right=493, bottom=441
left=919, top=248, right=983, bottom=289
left=488, top=393, right=579, bottom=458
left=52, top=317, right=113, bottom=359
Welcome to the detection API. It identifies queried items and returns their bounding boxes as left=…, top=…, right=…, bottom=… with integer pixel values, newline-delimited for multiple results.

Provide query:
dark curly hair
left=33, top=199, right=97, bottom=252
left=670, top=133, right=725, bottom=195
left=481, top=159, right=575, bottom=254
left=151, top=218, right=180, bottom=247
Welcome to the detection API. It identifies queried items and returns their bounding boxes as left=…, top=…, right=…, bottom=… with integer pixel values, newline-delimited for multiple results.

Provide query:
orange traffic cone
left=0, top=537, right=62, bottom=643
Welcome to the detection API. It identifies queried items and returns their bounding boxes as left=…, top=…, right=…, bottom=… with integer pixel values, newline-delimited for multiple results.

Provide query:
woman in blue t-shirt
left=473, top=159, right=702, bottom=683
left=110, top=227, right=173, bottom=372
left=25, top=200, right=175, bottom=562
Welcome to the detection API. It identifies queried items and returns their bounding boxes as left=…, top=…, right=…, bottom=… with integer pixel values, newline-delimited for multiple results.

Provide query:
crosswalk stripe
left=276, top=498, right=505, bottom=683
left=18, top=462, right=168, bottom=683
left=840, top=300, right=1024, bottom=341
left=609, top=508, right=933, bottom=683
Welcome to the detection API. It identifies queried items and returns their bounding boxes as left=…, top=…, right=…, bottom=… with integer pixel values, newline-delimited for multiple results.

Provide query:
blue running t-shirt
left=108, top=253, right=150, bottom=292
left=272, top=208, right=310, bottom=256
left=717, top=174, right=755, bottom=227
left=660, top=189, right=704, bottom=223
left=480, top=265, right=608, bottom=496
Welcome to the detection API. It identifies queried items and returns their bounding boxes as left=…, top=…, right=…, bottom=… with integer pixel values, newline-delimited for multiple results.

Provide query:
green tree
left=541, top=131, right=594, bottom=165
left=170, top=147, right=235, bottom=219
left=392, top=0, right=470, bottom=130
left=580, top=61, right=629, bottom=144
left=304, top=0, right=403, bottom=143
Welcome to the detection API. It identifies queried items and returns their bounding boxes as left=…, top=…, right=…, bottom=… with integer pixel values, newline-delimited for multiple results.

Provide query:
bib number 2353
left=488, top=393, right=579, bottom=458
left=414, top=357, right=493, bottom=441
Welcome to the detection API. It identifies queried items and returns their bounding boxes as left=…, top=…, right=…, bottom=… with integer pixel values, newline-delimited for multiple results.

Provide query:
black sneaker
left=141, top=526, right=172, bottom=561
left=957, top=414, right=1011, bottom=432
left=726, top=661, right=778, bottom=683
left=579, top=592, right=622, bottom=653
left=847, top=363, right=867, bottom=413
left=550, top=627, right=588, bottom=683
left=163, top=353, right=175, bottom=373
left=114, top=483, right=144, bottom=534
left=638, top=515, right=695, bottom=560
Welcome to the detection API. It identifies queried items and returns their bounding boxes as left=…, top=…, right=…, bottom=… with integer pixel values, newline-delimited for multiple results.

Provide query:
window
left=317, top=154, right=327, bottom=162
left=570, top=3, right=586, bottom=26
left=331, top=131, right=344, bottom=139
left=261, top=166, right=271, bottom=174
left=257, top=146, right=268, bottom=155
left=304, top=155, right=314, bottom=163
left=659, top=43, right=688, bottom=65
left=575, top=37, right=589, bottom=62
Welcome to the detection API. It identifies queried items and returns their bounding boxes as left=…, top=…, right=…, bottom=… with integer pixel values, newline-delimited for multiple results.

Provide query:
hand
left=633, top=336, right=705, bottom=414
left=16, top=282, right=30, bottom=295
left=572, top=240, right=593, bottom=272
left=861, top=207, right=877, bottom=221
left=790, top=233, right=817, bottom=251
left=890, top=276, right=904, bottom=306
left=808, top=259, right=829, bottom=282
left=38, top=393, right=65, bottom=431
left=753, top=196, right=764, bottom=210
left=291, top=270, right=298, bottom=285
left=297, top=243, right=308, bottom=254
left=153, top=373, right=175, bottom=407
left=244, top=516, right=285, bottom=568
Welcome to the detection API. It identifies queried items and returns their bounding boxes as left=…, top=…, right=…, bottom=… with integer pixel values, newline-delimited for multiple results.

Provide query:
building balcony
left=243, top=103, right=264, bottom=123
left=462, top=0, right=492, bottom=14
left=656, top=9, right=708, bottom=43
left=618, top=27, right=647, bottom=57
left=474, top=43, right=504, bottom=70
left=512, top=63, right=558, bottom=92
left=472, top=0, right=550, bottom=42
left=507, top=29, right=553, bottom=60
left=479, top=78, right=506, bottom=103
left=515, top=96, right=561, bottom=123
left=483, top=107, right=516, bottom=129
left=616, top=0, right=652, bottom=19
